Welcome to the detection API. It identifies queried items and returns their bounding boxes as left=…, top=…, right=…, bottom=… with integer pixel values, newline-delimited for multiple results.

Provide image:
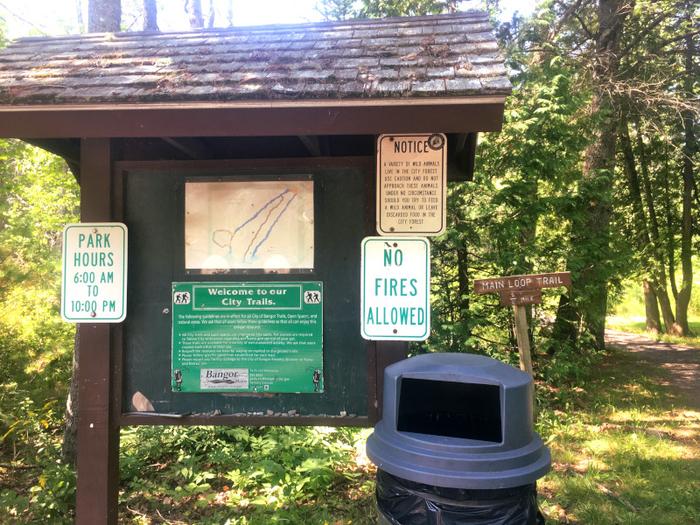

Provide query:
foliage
left=0, top=140, right=78, bottom=523
left=358, top=0, right=452, bottom=18
left=316, top=0, right=461, bottom=21
left=315, top=0, right=358, bottom=21
left=118, top=425, right=376, bottom=523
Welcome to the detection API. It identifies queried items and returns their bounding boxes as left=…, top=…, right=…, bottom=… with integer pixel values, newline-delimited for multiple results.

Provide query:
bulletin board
left=117, top=158, right=380, bottom=425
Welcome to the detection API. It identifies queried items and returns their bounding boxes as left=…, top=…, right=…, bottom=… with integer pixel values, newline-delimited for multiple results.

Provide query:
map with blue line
left=185, top=180, right=314, bottom=270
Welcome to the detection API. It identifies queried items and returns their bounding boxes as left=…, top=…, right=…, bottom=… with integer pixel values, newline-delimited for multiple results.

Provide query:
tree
left=143, top=0, right=158, bottom=31
left=674, top=0, right=697, bottom=335
left=207, top=0, right=216, bottom=28
left=607, top=0, right=698, bottom=336
left=75, top=0, right=85, bottom=33
left=88, top=0, right=121, bottom=32
left=551, top=0, right=630, bottom=350
left=316, top=0, right=356, bottom=21
left=185, top=0, right=204, bottom=29
left=359, top=0, right=450, bottom=18
left=226, top=0, right=233, bottom=26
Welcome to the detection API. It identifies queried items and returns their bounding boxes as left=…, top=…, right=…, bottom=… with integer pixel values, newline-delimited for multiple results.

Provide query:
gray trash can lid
left=366, top=353, right=551, bottom=489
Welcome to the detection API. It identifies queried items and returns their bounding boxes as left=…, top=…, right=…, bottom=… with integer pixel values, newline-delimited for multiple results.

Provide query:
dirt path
left=605, top=329, right=700, bottom=409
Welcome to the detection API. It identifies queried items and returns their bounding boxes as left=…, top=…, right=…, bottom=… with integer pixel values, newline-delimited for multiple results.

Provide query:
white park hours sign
left=361, top=237, right=430, bottom=341
left=61, top=223, right=128, bottom=323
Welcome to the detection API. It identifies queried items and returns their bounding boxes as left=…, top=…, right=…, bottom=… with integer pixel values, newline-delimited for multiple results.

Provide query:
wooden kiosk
left=0, top=11, right=510, bottom=524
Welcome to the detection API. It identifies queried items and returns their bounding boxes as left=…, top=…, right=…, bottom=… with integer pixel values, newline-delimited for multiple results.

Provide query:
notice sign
left=361, top=237, right=430, bottom=341
left=171, top=281, right=323, bottom=393
left=377, top=133, right=446, bottom=236
left=61, top=223, right=127, bottom=323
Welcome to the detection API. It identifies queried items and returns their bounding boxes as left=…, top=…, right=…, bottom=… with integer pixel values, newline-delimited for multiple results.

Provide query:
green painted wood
left=122, top=162, right=372, bottom=419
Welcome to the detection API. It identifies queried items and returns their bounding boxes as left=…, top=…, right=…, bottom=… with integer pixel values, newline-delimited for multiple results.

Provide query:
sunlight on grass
left=537, top=350, right=700, bottom=525
left=112, top=349, right=700, bottom=525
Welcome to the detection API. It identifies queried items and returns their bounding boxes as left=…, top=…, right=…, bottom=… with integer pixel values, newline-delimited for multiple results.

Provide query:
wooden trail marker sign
left=500, top=289, right=542, bottom=306
left=473, top=272, right=571, bottom=376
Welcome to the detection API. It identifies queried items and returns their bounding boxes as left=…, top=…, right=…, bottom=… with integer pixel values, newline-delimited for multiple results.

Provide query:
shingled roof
left=0, top=11, right=510, bottom=106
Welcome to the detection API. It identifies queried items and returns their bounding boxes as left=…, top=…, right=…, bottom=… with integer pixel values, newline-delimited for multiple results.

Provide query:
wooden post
left=75, top=138, right=120, bottom=525
left=512, top=305, right=533, bottom=377
left=512, top=304, right=537, bottom=419
left=374, top=341, right=409, bottom=421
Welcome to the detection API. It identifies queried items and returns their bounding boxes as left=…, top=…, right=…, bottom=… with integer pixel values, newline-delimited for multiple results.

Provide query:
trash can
left=366, top=353, right=550, bottom=524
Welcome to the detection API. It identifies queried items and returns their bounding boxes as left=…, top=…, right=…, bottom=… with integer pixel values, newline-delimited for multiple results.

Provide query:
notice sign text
left=361, top=237, right=430, bottom=341
left=377, top=133, right=446, bottom=236
left=171, top=282, right=323, bottom=393
left=61, top=223, right=127, bottom=323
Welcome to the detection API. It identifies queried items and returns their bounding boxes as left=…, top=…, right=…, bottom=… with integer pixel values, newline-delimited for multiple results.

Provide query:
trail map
left=185, top=180, right=314, bottom=270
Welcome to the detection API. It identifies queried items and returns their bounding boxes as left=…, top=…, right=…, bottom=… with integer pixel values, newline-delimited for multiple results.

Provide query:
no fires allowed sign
left=361, top=237, right=430, bottom=341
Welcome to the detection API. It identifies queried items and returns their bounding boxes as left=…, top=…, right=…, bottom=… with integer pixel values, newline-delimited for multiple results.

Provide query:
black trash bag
left=376, top=470, right=545, bottom=525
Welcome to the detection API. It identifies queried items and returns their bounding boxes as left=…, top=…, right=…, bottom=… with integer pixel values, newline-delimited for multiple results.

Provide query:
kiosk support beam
left=75, top=138, right=120, bottom=525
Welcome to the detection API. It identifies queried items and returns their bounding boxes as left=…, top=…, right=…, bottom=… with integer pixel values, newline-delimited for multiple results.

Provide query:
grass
left=116, top=345, right=699, bottom=524
left=536, top=348, right=700, bottom=524
left=2, top=341, right=699, bottom=524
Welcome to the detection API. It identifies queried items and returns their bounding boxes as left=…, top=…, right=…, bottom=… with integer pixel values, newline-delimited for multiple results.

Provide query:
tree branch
left=550, top=0, right=594, bottom=39
left=573, top=11, right=595, bottom=40
left=0, top=1, right=49, bottom=35
left=620, top=9, right=680, bottom=58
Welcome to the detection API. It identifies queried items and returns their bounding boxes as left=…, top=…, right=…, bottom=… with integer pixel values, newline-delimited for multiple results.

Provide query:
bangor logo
left=200, top=368, right=249, bottom=389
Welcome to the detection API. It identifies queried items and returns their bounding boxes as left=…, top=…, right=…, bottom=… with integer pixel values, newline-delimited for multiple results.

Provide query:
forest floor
left=536, top=331, right=700, bottom=524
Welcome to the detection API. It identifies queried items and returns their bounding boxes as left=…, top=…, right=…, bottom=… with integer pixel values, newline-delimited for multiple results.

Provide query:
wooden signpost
left=474, top=272, right=571, bottom=376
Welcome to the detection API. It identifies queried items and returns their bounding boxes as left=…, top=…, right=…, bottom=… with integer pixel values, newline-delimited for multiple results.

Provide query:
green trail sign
left=171, top=281, right=323, bottom=393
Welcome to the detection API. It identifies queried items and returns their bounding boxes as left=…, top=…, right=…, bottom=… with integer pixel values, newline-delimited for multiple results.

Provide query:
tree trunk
left=143, top=0, right=158, bottom=31
left=634, top=121, right=677, bottom=330
left=226, top=0, right=233, bottom=27
left=76, top=0, right=85, bottom=33
left=671, top=13, right=696, bottom=336
left=636, top=127, right=682, bottom=330
left=185, top=0, right=204, bottom=29
left=207, top=0, right=215, bottom=28
left=61, top=329, right=79, bottom=465
left=643, top=280, right=661, bottom=334
left=88, top=0, right=121, bottom=32
left=660, top=160, right=679, bottom=301
left=554, top=0, right=628, bottom=350
left=619, top=120, right=676, bottom=332
left=456, top=243, right=471, bottom=345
